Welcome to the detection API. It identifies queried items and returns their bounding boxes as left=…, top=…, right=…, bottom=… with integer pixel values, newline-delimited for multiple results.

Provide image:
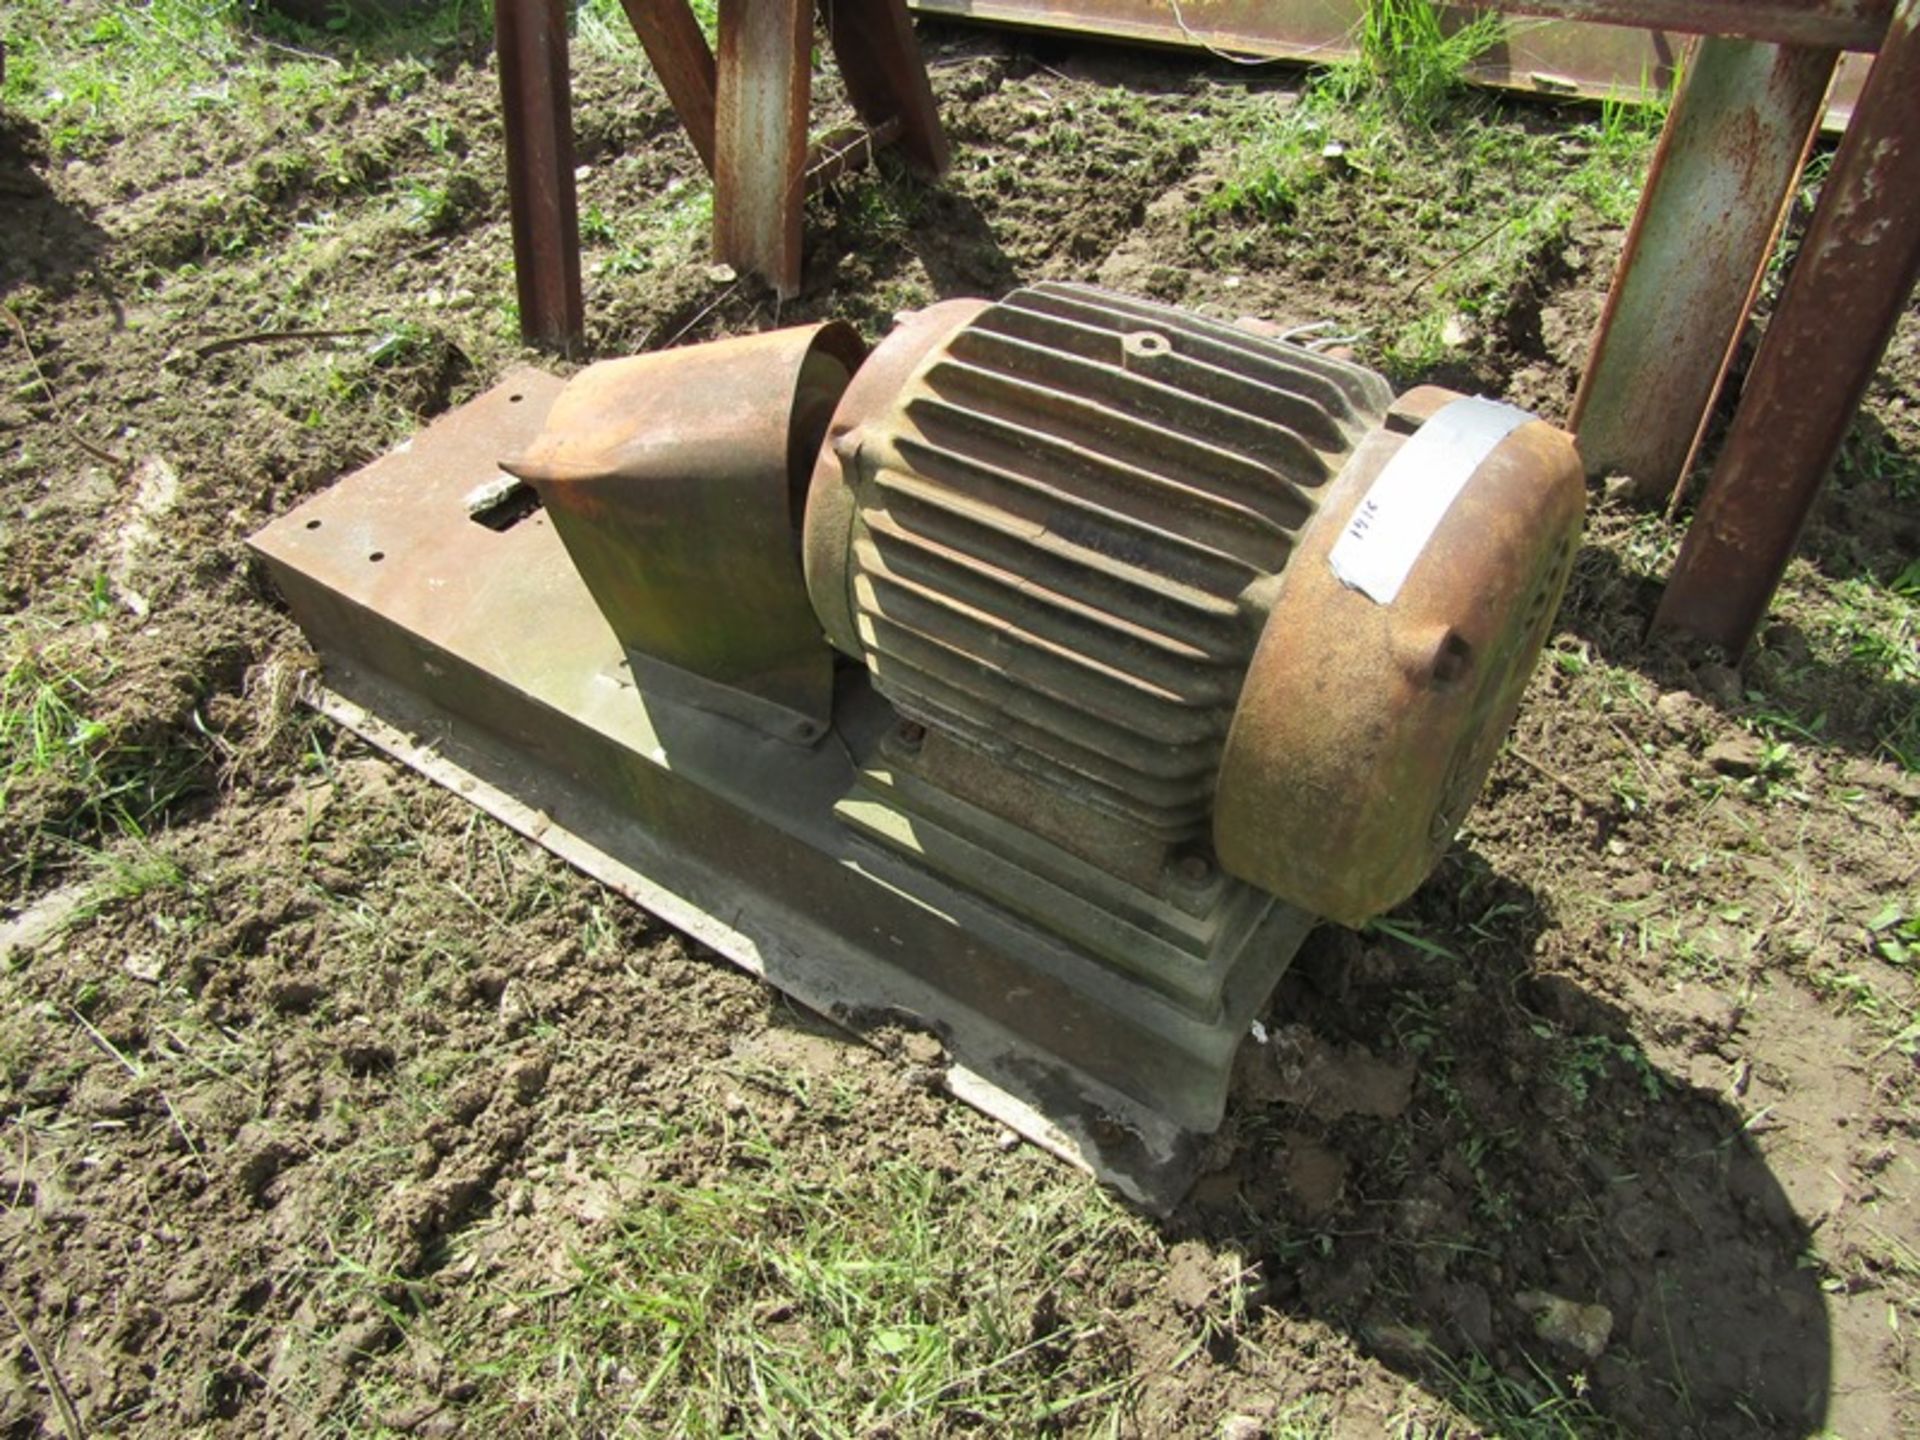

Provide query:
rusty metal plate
left=496, top=0, right=583, bottom=351
left=505, top=324, right=866, bottom=742
left=822, top=0, right=953, bottom=175
left=618, top=0, right=720, bottom=173
left=714, top=0, right=812, bottom=296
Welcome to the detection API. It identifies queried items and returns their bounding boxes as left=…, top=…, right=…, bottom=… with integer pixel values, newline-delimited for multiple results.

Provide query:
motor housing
left=802, top=283, right=1582, bottom=927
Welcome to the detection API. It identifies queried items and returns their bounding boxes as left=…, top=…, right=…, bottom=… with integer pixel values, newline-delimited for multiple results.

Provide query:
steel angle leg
left=818, top=0, right=951, bottom=176
left=1570, top=37, right=1835, bottom=500
left=1655, top=0, right=1920, bottom=657
left=497, top=0, right=585, bottom=353
left=714, top=0, right=812, bottom=297
left=619, top=0, right=720, bottom=174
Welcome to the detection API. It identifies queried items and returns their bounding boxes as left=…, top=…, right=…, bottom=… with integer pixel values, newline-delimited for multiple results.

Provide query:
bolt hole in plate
left=305, top=519, right=322, bottom=531
left=369, top=551, right=385, bottom=563
left=465, top=474, right=543, bottom=533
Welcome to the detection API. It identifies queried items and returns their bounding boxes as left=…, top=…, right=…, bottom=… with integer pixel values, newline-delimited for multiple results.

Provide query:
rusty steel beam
left=714, top=0, right=813, bottom=297
left=819, top=0, right=952, bottom=176
left=1655, top=0, right=1920, bottom=656
left=496, top=0, right=584, bottom=352
left=1570, top=39, right=1835, bottom=499
left=906, top=1, right=1891, bottom=56
left=1493, top=1, right=1889, bottom=49
left=619, top=0, right=720, bottom=174
left=904, top=3, right=1875, bottom=117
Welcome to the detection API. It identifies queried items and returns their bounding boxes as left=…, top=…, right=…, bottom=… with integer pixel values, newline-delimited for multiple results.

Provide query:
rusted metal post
left=1654, top=0, right=1920, bottom=656
left=819, top=0, right=952, bottom=176
left=714, top=0, right=813, bottom=298
left=497, top=0, right=584, bottom=353
left=618, top=0, right=720, bottom=174
left=1570, top=39, right=1836, bottom=499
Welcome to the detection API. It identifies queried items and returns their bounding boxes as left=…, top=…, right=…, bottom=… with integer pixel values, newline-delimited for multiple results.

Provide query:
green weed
left=1326, top=0, right=1508, bottom=123
left=597, top=181, right=714, bottom=278
left=1394, top=1348, right=1623, bottom=1438
left=1199, top=98, right=1335, bottom=225
left=4, top=0, right=489, bottom=157
left=1838, top=426, right=1920, bottom=500
left=0, top=648, right=113, bottom=807
left=578, top=0, right=719, bottom=59
left=1566, top=82, right=1670, bottom=225
left=1, top=602, right=206, bottom=885
left=1867, top=901, right=1920, bottom=968
left=1536, top=1026, right=1664, bottom=1107
left=73, top=835, right=195, bottom=923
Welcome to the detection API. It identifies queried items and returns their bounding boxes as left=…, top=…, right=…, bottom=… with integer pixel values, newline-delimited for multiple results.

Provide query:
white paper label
left=1327, top=396, right=1532, bottom=604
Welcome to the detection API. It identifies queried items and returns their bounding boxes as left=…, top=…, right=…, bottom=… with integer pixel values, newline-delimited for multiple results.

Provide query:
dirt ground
left=3, top=7, right=1919, bottom=1437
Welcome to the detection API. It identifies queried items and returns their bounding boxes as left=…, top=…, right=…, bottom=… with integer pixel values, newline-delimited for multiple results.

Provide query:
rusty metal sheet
left=906, top=1, right=1875, bottom=119
left=1570, top=38, right=1835, bottom=498
left=714, top=0, right=812, bottom=297
left=504, top=323, right=867, bottom=742
left=1655, top=0, right=1920, bottom=657
left=619, top=0, right=720, bottom=174
left=496, top=0, right=583, bottom=352
left=820, top=0, right=953, bottom=175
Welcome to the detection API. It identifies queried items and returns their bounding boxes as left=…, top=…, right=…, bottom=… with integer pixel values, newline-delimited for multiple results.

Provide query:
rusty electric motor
left=801, top=284, right=1583, bottom=926
left=495, top=281, right=1583, bottom=1175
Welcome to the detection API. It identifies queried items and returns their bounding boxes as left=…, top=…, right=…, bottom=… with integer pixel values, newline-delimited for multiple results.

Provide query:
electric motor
left=803, top=283, right=1583, bottom=926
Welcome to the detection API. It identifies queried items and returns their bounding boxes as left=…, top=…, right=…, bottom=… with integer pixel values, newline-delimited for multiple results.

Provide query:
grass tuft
left=1328, top=0, right=1508, bottom=123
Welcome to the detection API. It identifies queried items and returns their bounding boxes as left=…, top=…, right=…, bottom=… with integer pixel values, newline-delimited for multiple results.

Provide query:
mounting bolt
left=1170, top=849, right=1214, bottom=887
left=894, top=719, right=927, bottom=751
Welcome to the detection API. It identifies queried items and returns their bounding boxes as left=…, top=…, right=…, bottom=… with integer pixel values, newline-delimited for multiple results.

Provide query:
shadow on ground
left=1558, top=535, right=1918, bottom=769
left=243, top=0, right=493, bottom=74
left=0, top=114, right=108, bottom=300
left=1181, top=852, right=1830, bottom=1436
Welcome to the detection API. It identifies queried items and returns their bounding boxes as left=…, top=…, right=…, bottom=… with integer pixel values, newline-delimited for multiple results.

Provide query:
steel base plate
left=249, top=372, right=1309, bottom=1211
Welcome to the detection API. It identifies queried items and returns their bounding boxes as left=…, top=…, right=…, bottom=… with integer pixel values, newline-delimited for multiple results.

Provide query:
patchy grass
left=1324, top=0, right=1509, bottom=122
left=449, top=1105, right=1152, bottom=1434
left=1, top=0, right=495, bottom=158
left=1199, top=35, right=1666, bottom=376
